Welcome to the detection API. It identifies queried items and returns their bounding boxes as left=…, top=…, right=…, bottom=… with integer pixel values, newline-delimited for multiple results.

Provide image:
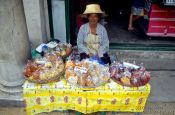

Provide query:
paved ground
left=149, top=71, right=175, bottom=102
left=0, top=102, right=175, bottom=115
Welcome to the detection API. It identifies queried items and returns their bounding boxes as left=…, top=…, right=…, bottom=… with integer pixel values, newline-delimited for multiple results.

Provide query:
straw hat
left=81, top=4, right=107, bottom=18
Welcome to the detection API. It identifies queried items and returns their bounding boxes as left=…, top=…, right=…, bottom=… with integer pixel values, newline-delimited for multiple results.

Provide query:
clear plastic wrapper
left=110, top=61, right=151, bottom=87
left=23, top=53, right=64, bottom=84
left=65, top=59, right=111, bottom=88
left=55, top=42, right=72, bottom=57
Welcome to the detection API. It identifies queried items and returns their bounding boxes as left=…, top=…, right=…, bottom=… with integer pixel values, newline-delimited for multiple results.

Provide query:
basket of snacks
left=23, top=53, right=64, bottom=84
left=110, top=62, right=151, bottom=87
left=65, top=59, right=110, bottom=88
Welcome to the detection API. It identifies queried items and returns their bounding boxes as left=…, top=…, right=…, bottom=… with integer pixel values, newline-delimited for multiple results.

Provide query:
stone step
left=112, top=50, right=175, bottom=60
left=0, top=90, right=23, bottom=101
left=0, top=84, right=22, bottom=93
left=110, top=50, right=175, bottom=70
left=0, top=78, right=24, bottom=87
left=151, top=71, right=175, bottom=78
left=0, top=99, right=24, bottom=107
left=117, top=59, right=175, bottom=70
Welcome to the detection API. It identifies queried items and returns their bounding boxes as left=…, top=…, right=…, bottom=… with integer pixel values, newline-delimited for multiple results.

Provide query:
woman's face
left=88, top=14, right=99, bottom=25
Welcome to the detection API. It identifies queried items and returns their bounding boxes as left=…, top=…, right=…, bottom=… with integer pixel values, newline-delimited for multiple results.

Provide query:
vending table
left=23, top=79, right=151, bottom=115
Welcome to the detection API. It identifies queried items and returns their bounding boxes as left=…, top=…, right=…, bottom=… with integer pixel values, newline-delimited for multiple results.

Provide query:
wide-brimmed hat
left=81, top=4, right=107, bottom=18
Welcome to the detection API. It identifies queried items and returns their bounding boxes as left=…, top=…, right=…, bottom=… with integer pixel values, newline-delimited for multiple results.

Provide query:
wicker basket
left=25, top=71, right=64, bottom=84
left=65, top=74, right=110, bottom=89
left=55, top=43, right=72, bottom=58
left=24, top=54, right=65, bottom=84
left=112, top=77, right=149, bottom=87
left=68, top=80, right=110, bottom=90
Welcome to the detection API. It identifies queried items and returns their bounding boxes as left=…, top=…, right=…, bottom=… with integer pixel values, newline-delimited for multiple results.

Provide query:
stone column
left=23, top=0, right=50, bottom=48
left=0, top=0, right=30, bottom=100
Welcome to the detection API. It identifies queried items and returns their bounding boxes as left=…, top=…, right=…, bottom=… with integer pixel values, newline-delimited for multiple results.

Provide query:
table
left=23, top=79, right=151, bottom=115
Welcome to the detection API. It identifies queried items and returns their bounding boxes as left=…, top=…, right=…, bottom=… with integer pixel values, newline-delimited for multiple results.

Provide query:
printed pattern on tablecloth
left=23, top=79, right=151, bottom=115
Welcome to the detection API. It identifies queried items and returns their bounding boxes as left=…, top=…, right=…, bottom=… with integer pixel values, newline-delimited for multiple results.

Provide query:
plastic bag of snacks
left=55, top=42, right=72, bottom=57
left=34, top=41, right=72, bottom=59
left=65, top=59, right=110, bottom=88
left=68, top=46, right=80, bottom=61
left=23, top=53, right=64, bottom=84
left=110, top=61, right=151, bottom=87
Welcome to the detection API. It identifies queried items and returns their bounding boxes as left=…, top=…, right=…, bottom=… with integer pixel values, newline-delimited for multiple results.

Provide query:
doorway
left=67, top=0, right=175, bottom=49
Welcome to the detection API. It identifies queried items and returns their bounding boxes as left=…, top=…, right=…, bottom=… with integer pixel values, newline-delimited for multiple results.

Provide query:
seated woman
left=77, top=4, right=111, bottom=64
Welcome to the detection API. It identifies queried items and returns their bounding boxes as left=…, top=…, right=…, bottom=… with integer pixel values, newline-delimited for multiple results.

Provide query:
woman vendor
left=77, top=4, right=111, bottom=64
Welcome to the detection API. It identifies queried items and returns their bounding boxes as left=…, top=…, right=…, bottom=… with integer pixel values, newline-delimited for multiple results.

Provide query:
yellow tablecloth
left=23, top=79, right=151, bottom=115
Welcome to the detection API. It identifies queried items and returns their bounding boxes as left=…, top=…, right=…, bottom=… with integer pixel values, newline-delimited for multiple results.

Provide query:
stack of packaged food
left=54, top=42, right=72, bottom=58
left=23, top=52, right=64, bottom=83
left=24, top=40, right=151, bottom=87
left=110, top=62, right=151, bottom=87
left=65, top=59, right=110, bottom=87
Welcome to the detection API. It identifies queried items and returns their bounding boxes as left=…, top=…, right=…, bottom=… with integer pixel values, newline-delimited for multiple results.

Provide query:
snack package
left=68, top=76, right=78, bottom=86
left=86, top=76, right=95, bottom=86
left=65, top=59, right=110, bottom=87
left=65, top=60, right=75, bottom=69
left=110, top=61, right=151, bottom=87
left=23, top=54, right=64, bottom=83
left=77, top=75, right=86, bottom=86
left=55, top=42, right=72, bottom=57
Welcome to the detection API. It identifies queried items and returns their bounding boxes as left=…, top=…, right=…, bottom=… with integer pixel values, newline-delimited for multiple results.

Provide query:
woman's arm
left=77, top=25, right=89, bottom=54
left=98, top=26, right=109, bottom=57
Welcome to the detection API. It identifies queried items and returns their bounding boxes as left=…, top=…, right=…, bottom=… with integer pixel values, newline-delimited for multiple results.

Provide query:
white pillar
left=23, top=0, right=50, bottom=48
left=0, top=0, right=30, bottom=99
left=52, top=0, right=67, bottom=42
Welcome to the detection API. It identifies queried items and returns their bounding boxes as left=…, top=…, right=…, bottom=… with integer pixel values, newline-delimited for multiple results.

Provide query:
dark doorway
left=69, top=0, right=175, bottom=47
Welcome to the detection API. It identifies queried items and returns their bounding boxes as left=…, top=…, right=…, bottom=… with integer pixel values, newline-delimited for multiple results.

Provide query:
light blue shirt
left=77, top=23, right=109, bottom=57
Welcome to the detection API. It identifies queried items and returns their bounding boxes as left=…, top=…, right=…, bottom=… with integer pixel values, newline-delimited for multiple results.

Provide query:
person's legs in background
left=128, top=13, right=134, bottom=30
left=128, top=7, right=144, bottom=30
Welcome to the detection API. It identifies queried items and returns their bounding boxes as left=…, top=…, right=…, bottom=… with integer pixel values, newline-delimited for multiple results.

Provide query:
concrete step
left=113, top=50, right=175, bottom=60
left=0, top=90, right=23, bottom=101
left=0, top=78, right=24, bottom=87
left=0, top=84, right=22, bottom=93
left=110, top=50, right=175, bottom=70
left=0, top=100, right=24, bottom=107
left=117, top=59, right=175, bottom=70
left=151, top=71, right=175, bottom=78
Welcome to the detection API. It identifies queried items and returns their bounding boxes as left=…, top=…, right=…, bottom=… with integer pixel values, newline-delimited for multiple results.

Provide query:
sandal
left=128, top=27, right=134, bottom=31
